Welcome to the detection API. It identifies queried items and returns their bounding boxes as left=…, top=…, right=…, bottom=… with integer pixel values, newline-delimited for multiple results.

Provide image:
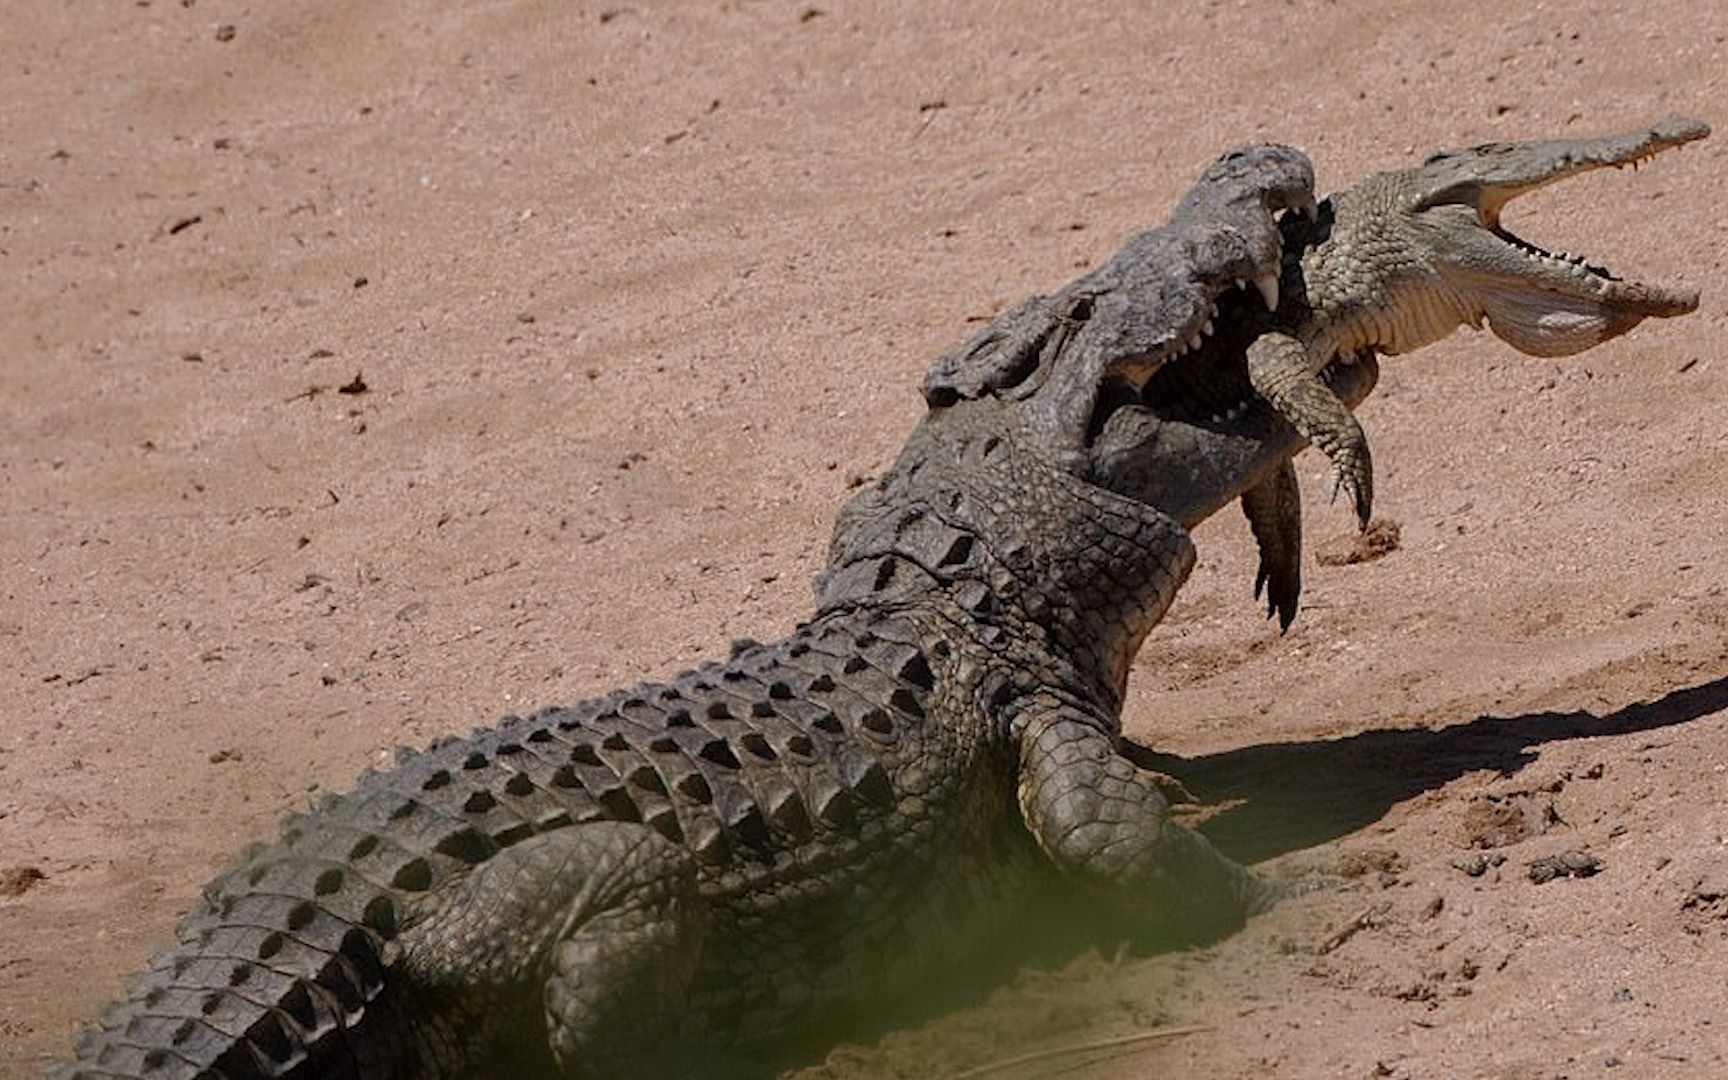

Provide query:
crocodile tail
left=49, top=828, right=417, bottom=1079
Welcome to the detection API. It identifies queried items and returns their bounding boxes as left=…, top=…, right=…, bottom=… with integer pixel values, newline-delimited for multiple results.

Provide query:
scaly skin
left=1129, top=118, right=1708, bottom=630
left=51, top=143, right=1365, bottom=1080
left=1249, top=116, right=1708, bottom=530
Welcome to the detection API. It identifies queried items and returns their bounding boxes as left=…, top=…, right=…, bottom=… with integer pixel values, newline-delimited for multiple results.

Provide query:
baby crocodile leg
left=1246, top=331, right=1372, bottom=529
left=1239, top=458, right=1302, bottom=631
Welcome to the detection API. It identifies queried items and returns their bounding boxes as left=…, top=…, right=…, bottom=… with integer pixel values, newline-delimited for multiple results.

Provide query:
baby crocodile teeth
left=1201, top=318, right=1215, bottom=337
left=1253, top=272, right=1279, bottom=312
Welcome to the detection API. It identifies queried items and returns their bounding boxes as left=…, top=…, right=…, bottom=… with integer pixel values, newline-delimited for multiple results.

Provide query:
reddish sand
left=3, top=3, right=1726, bottom=1077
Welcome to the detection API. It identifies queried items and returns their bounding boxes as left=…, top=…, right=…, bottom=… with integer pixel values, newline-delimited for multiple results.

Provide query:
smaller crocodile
left=1243, top=116, right=1707, bottom=530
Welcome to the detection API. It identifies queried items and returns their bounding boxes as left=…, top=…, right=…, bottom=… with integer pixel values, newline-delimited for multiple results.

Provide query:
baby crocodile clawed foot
left=1327, top=448, right=1373, bottom=532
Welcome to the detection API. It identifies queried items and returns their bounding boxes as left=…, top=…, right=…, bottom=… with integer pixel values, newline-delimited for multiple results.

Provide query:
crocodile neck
left=1291, top=184, right=1485, bottom=361
left=818, top=411, right=1196, bottom=711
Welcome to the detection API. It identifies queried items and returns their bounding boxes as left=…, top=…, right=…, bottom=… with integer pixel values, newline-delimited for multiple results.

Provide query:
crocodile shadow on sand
left=1130, top=672, right=1728, bottom=866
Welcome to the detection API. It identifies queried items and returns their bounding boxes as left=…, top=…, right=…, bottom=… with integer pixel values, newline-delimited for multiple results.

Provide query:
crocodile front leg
left=1011, top=693, right=1276, bottom=934
left=1239, top=458, right=1302, bottom=631
left=1246, top=331, right=1372, bottom=529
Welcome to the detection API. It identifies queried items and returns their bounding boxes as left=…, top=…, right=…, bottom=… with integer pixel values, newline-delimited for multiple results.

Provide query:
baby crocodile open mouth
left=1489, top=224, right=1618, bottom=282
left=1421, top=116, right=1707, bottom=354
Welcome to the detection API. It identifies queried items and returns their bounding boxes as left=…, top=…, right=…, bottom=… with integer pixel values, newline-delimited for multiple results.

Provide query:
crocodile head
left=914, top=142, right=1342, bottom=528
left=826, top=144, right=1361, bottom=698
left=1307, top=116, right=1708, bottom=358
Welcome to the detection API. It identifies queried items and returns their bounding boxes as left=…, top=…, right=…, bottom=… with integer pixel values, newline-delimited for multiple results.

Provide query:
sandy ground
left=3, top=2, right=1727, bottom=1077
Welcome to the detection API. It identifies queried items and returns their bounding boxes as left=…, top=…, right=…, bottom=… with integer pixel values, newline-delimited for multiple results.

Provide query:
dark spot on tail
left=363, top=895, right=398, bottom=939
left=287, top=901, right=317, bottom=931
left=597, top=787, right=642, bottom=822
left=738, top=732, right=777, bottom=761
left=626, top=764, right=667, bottom=795
left=392, top=859, right=432, bottom=891
left=435, top=827, right=497, bottom=864
left=766, top=789, right=812, bottom=838
left=889, top=688, right=925, bottom=719
left=646, top=808, right=684, bottom=845
left=896, top=652, right=935, bottom=690
left=569, top=743, right=603, bottom=766
left=699, top=740, right=741, bottom=770
left=845, top=757, right=894, bottom=806
left=815, top=784, right=857, bottom=829
left=675, top=773, right=713, bottom=804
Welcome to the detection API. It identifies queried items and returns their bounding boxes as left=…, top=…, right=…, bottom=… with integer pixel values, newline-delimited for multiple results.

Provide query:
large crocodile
left=52, top=144, right=1337, bottom=1080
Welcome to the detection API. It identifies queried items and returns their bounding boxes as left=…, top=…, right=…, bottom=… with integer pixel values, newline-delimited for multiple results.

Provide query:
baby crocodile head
left=1306, top=115, right=1708, bottom=358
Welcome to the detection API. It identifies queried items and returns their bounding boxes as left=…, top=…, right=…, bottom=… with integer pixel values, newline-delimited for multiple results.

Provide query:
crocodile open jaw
left=1405, top=115, right=1707, bottom=356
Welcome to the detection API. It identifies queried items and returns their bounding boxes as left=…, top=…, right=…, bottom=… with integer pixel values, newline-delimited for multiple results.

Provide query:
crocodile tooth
left=1201, top=317, right=1215, bottom=337
left=1253, top=272, right=1279, bottom=312
left=1207, top=412, right=1223, bottom=424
